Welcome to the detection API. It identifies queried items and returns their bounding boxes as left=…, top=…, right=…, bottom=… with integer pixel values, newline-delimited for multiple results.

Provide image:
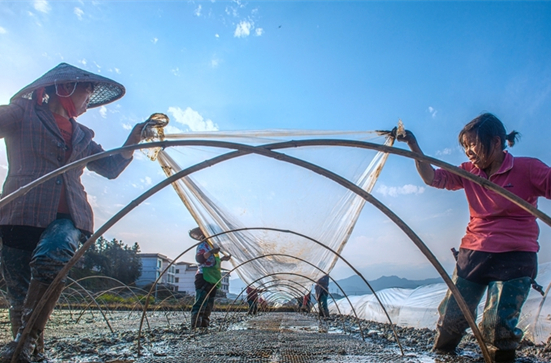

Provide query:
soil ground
left=1, top=309, right=550, bottom=362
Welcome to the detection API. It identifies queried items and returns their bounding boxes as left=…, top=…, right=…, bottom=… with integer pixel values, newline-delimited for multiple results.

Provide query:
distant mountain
left=230, top=275, right=443, bottom=296
left=329, top=275, right=443, bottom=296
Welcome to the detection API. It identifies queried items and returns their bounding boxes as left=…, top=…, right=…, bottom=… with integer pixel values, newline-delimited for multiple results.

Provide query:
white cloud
left=74, top=7, right=84, bottom=20
left=234, top=21, right=252, bottom=38
left=436, top=148, right=452, bottom=156
left=375, top=183, right=425, bottom=197
left=99, top=106, right=107, bottom=118
left=164, top=124, right=184, bottom=135
left=255, top=28, right=264, bottom=36
left=122, top=123, right=132, bottom=130
left=167, top=106, right=218, bottom=132
left=215, top=34, right=219, bottom=38
left=114, top=68, right=121, bottom=74
left=78, top=59, right=87, bottom=66
left=211, top=58, right=220, bottom=68
left=152, top=38, right=158, bottom=44
left=171, top=67, right=180, bottom=76
left=0, top=27, right=6, bottom=34
left=87, top=194, right=99, bottom=209
left=428, top=106, right=438, bottom=118
left=34, top=0, right=51, bottom=13
left=194, top=5, right=202, bottom=17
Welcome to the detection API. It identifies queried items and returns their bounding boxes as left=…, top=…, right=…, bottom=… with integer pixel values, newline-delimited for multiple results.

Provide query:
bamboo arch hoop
left=7, top=138, right=551, bottom=362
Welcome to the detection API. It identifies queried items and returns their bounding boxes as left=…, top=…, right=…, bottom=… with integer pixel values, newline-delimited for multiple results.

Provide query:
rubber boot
left=9, top=308, right=22, bottom=339
left=433, top=275, right=486, bottom=353
left=201, top=295, right=215, bottom=328
left=190, top=312, right=202, bottom=330
left=190, top=288, right=208, bottom=330
left=480, top=277, right=531, bottom=361
left=0, top=280, right=64, bottom=363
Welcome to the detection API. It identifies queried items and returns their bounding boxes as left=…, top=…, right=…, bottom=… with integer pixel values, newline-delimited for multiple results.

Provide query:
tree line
left=70, top=236, right=142, bottom=290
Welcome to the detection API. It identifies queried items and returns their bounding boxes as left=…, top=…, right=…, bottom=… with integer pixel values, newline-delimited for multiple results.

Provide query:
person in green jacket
left=189, top=226, right=231, bottom=329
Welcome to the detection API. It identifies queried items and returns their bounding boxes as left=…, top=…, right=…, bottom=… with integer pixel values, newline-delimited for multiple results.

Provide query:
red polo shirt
left=432, top=151, right=551, bottom=253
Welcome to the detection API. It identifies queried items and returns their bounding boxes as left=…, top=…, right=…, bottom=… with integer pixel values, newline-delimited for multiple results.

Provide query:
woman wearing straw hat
left=399, top=114, right=550, bottom=362
left=189, top=226, right=231, bottom=330
left=0, top=63, right=146, bottom=362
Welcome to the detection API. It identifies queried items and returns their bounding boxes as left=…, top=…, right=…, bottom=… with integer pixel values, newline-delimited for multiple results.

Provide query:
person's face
left=67, top=82, right=94, bottom=116
left=462, top=131, right=500, bottom=171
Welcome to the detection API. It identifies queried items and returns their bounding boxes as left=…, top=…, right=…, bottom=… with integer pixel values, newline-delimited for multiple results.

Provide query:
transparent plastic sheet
left=145, top=129, right=396, bottom=296
left=325, top=261, right=551, bottom=344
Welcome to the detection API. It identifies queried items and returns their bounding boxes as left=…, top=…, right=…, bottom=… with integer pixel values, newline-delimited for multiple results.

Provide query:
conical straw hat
left=10, top=62, right=125, bottom=108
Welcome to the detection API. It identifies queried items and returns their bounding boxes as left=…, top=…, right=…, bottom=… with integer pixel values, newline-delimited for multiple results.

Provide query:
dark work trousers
left=1, top=217, right=82, bottom=312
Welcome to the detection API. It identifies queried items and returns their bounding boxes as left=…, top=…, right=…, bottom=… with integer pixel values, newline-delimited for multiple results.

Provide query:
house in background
left=135, top=253, right=176, bottom=291
left=137, top=254, right=230, bottom=297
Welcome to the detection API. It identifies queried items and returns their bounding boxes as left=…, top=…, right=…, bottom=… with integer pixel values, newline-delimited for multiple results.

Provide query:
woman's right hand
left=397, top=130, right=417, bottom=145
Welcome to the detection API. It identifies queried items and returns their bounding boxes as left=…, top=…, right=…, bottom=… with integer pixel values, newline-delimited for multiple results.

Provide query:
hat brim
left=10, top=62, right=125, bottom=108
left=189, top=227, right=205, bottom=241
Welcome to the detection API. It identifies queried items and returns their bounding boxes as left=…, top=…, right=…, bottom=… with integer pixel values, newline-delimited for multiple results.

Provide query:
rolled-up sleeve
left=431, top=167, right=465, bottom=191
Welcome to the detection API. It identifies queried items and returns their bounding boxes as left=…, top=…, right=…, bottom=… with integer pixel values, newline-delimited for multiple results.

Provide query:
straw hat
left=189, top=227, right=206, bottom=241
left=10, top=62, right=125, bottom=108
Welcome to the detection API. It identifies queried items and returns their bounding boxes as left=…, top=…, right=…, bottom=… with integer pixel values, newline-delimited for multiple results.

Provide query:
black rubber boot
left=487, top=345, right=516, bottom=362
left=190, top=312, right=202, bottom=330
left=480, top=277, right=531, bottom=355
left=0, top=280, right=63, bottom=363
left=201, top=295, right=215, bottom=328
left=433, top=275, right=486, bottom=353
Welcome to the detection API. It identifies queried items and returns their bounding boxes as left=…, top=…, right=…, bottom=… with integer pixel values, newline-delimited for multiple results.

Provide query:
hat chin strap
left=54, top=80, right=78, bottom=98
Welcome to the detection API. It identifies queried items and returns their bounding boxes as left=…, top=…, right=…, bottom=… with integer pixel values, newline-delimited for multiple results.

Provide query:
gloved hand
left=210, top=247, right=221, bottom=255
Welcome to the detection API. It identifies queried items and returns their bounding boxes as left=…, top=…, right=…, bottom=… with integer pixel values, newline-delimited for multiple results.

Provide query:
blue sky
left=1, top=1, right=551, bottom=283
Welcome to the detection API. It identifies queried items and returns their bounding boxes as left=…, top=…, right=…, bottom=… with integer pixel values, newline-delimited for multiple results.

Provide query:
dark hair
left=458, top=113, right=520, bottom=156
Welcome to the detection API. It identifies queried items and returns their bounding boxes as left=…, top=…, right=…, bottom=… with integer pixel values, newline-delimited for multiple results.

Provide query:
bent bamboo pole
left=8, top=139, right=549, bottom=362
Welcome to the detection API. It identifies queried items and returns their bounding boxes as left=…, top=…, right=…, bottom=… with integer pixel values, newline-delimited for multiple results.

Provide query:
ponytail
left=505, top=131, right=520, bottom=147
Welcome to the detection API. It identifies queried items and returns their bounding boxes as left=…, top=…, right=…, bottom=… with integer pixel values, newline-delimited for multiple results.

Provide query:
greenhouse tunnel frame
left=4, top=138, right=551, bottom=363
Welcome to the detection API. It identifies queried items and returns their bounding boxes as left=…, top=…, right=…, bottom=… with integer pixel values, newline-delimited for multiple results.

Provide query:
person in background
left=301, top=292, right=312, bottom=313
left=296, top=296, right=303, bottom=312
left=189, top=226, right=231, bottom=329
left=398, top=113, right=550, bottom=362
left=315, top=274, right=330, bottom=318
left=246, top=286, right=264, bottom=315
left=0, top=63, right=146, bottom=363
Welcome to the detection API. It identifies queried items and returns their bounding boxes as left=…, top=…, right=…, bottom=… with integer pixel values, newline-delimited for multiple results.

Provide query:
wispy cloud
left=436, top=148, right=452, bottom=156
left=376, top=184, right=425, bottom=197
left=211, top=57, right=221, bottom=68
left=171, top=67, right=180, bottom=76
left=255, top=28, right=264, bottom=36
left=78, top=59, right=87, bottom=66
left=0, top=27, right=6, bottom=34
left=99, top=106, right=107, bottom=118
left=152, top=38, right=158, bottom=44
left=194, top=5, right=202, bottom=17
left=167, top=106, right=218, bottom=132
left=428, top=106, right=438, bottom=118
left=234, top=20, right=252, bottom=38
left=74, top=7, right=84, bottom=20
left=34, top=0, right=51, bottom=13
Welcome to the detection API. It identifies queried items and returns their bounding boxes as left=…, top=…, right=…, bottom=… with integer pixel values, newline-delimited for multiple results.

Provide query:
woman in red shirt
left=399, top=113, right=551, bottom=362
